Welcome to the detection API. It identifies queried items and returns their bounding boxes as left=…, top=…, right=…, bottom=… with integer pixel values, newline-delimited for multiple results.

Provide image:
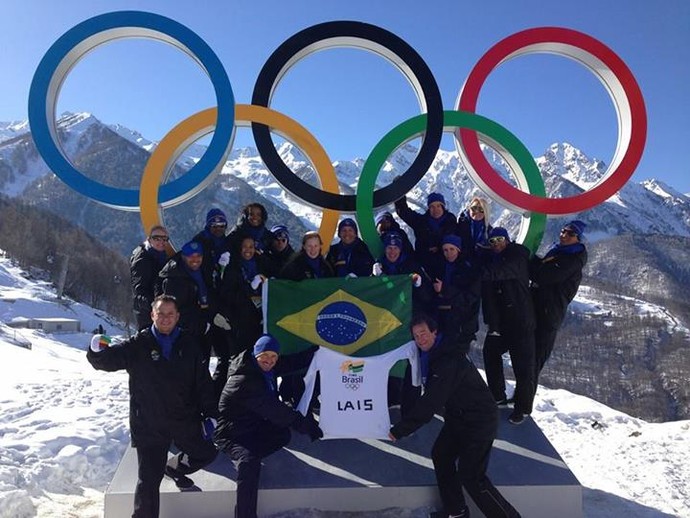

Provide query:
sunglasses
left=470, top=205, right=484, bottom=213
left=210, top=223, right=227, bottom=229
left=488, top=236, right=506, bottom=244
left=150, top=235, right=169, bottom=242
left=560, top=228, right=577, bottom=237
left=277, top=237, right=288, bottom=242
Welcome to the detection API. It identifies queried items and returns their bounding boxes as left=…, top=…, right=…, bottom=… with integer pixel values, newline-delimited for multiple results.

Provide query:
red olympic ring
left=457, top=27, right=647, bottom=215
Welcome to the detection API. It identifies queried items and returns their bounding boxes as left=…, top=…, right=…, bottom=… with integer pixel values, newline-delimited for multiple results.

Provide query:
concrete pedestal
left=105, top=408, right=582, bottom=517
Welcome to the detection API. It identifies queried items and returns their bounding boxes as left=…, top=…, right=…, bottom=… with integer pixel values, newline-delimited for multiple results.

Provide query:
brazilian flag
left=264, top=275, right=412, bottom=357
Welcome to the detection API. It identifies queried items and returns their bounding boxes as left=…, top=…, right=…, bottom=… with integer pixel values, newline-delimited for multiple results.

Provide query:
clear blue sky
left=2, top=0, right=689, bottom=192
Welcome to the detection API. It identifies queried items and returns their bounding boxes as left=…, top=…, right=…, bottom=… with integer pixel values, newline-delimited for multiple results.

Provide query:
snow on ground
left=0, top=255, right=688, bottom=517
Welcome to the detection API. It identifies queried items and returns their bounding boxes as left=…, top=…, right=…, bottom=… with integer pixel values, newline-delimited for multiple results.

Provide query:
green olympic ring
left=356, top=110, right=547, bottom=258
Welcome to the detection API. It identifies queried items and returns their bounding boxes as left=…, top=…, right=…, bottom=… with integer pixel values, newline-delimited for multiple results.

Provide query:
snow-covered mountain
left=2, top=113, right=690, bottom=245
left=0, top=253, right=688, bottom=517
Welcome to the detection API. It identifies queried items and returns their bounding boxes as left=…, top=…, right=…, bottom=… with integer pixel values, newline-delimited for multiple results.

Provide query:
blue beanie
left=271, top=224, right=290, bottom=242
left=338, top=218, right=358, bottom=234
left=427, top=192, right=445, bottom=207
left=375, top=211, right=394, bottom=226
left=442, top=234, right=462, bottom=250
left=564, top=220, right=587, bottom=238
left=181, top=241, right=203, bottom=256
left=383, top=232, right=403, bottom=249
left=253, top=334, right=281, bottom=357
left=489, top=227, right=510, bottom=240
left=206, top=208, right=227, bottom=227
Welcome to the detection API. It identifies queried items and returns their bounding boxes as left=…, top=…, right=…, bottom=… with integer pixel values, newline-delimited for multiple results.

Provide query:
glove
left=213, top=313, right=232, bottom=331
left=346, top=272, right=358, bottom=279
left=250, top=274, right=264, bottom=290
left=372, top=262, right=383, bottom=276
left=90, top=334, right=111, bottom=353
left=218, top=252, right=230, bottom=268
left=201, top=417, right=217, bottom=441
left=411, top=273, right=422, bottom=288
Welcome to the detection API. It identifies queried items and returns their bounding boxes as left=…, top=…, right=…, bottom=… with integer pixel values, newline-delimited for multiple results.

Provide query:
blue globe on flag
left=315, top=301, right=368, bottom=346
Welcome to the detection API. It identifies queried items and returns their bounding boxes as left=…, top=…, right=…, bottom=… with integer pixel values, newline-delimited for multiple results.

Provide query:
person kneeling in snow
left=87, top=294, right=218, bottom=518
left=214, top=334, right=323, bottom=518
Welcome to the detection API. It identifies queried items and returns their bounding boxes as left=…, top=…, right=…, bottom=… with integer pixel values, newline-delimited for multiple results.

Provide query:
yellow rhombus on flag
left=276, top=289, right=402, bottom=356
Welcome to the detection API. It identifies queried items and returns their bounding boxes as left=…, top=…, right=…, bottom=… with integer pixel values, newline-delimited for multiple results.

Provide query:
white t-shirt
left=297, top=342, right=420, bottom=440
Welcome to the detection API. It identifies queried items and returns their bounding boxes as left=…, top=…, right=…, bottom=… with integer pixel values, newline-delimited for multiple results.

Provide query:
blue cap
left=271, top=224, right=290, bottom=242
left=427, top=192, right=445, bottom=207
left=253, top=334, right=281, bottom=357
left=375, top=211, right=394, bottom=226
left=383, top=232, right=403, bottom=249
left=205, top=208, right=227, bottom=227
left=564, top=220, right=587, bottom=238
left=338, top=218, right=358, bottom=234
left=489, top=227, right=510, bottom=240
left=442, top=234, right=462, bottom=250
left=181, top=241, right=203, bottom=256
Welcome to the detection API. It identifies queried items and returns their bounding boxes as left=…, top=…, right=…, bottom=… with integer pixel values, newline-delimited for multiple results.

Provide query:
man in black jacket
left=215, top=334, right=322, bottom=518
left=530, top=220, right=588, bottom=380
left=482, top=227, right=536, bottom=425
left=156, top=241, right=215, bottom=341
left=325, top=218, right=375, bottom=278
left=389, top=315, right=521, bottom=518
left=130, top=225, right=170, bottom=330
left=87, top=295, right=218, bottom=518
left=394, top=192, right=457, bottom=271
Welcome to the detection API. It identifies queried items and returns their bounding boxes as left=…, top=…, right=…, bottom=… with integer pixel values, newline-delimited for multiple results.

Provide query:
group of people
left=89, top=194, right=587, bottom=518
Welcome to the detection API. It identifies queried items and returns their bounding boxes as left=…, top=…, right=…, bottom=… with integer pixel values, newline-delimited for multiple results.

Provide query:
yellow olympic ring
left=140, top=104, right=340, bottom=255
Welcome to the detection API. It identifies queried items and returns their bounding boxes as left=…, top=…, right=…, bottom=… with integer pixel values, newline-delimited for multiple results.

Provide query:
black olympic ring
left=251, top=20, right=444, bottom=212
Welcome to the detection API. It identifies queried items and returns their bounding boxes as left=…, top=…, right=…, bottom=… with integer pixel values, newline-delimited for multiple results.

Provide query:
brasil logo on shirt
left=265, top=275, right=412, bottom=356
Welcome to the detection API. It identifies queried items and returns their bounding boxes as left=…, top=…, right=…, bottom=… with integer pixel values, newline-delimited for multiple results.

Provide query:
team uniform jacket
left=394, top=196, right=458, bottom=269
left=86, top=328, right=217, bottom=447
left=530, top=245, right=587, bottom=329
left=156, top=254, right=215, bottom=336
left=214, top=348, right=316, bottom=450
left=129, top=243, right=166, bottom=328
left=390, top=337, right=497, bottom=440
left=325, top=238, right=375, bottom=278
left=279, top=251, right=335, bottom=281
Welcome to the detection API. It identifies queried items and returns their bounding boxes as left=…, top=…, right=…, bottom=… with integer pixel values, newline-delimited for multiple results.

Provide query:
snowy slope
left=0, top=254, right=688, bottom=517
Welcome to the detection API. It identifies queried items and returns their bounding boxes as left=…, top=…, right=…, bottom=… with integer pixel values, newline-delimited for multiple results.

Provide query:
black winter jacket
left=191, top=228, right=232, bottom=293
left=481, top=242, right=535, bottom=331
left=326, top=238, right=375, bottom=278
left=530, top=245, right=587, bottom=329
left=156, top=255, right=215, bottom=336
left=279, top=251, right=335, bottom=281
left=391, top=336, right=497, bottom=440
left=214, top=348, right=317, bottom=449
left=86, top=328, right=217, bottom=447
left=394, top=196, right=457, bottom=269
left=130, top=243, right=167, bottom=329
left=428, top=256, right=481, bottom=347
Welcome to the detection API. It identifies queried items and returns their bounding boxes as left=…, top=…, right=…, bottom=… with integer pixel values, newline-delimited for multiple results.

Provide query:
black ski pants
left=431, top=425, right=521, bottom=517
left=222, top=424, right=291, bottom=518
left=132, top=430, right=217, bottom=518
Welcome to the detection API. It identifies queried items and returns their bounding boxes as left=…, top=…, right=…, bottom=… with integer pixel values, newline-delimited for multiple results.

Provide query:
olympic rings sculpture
left=28, top=11, right=646, bottom=256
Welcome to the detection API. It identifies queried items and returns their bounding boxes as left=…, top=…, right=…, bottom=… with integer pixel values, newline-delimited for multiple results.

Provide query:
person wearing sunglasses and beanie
left=529, top=220, right=588, bottom=382
left=130, top=225, right=171, bottom=330
left=266, top=224, right=296, bottom=273
left=191, top=208, right=232, bottom=291
left=456, top=196, right=493, bottom=259
left=481, top=227, right=536, bottom=425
